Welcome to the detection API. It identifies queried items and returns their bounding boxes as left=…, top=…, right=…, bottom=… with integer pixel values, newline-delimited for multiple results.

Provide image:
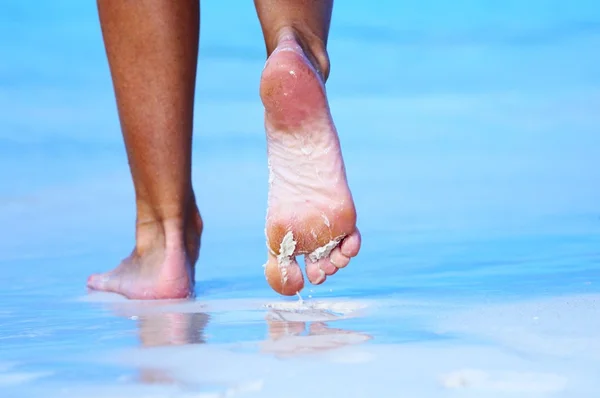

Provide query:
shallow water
left=1, top=1, right=599, bottom=397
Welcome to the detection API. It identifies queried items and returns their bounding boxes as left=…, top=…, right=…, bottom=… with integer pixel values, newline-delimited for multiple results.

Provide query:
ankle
left=275, top=27, right=331, bottom=81
left=135, top=218, right=182, bottom=255
left=134, top=200, right=202, bottom=257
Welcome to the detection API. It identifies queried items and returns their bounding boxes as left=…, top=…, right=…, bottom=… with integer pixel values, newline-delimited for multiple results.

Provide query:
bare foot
left=87, top=204, right=203, bottom=300
left=261, top=35, right=361, bottom=296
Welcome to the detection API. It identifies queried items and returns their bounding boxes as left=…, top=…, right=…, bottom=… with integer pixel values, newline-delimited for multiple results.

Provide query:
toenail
left=314, top=268, right=326, bottom=284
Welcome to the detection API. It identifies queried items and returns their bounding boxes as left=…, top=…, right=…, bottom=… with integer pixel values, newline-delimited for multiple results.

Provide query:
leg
left=87, top=0, right=202, bottom=299
left=255, top=0, right=361, bottom=295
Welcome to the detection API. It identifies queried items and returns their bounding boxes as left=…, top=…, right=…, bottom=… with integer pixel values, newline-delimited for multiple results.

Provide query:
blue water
left=1, top=1, right=599, bottom=397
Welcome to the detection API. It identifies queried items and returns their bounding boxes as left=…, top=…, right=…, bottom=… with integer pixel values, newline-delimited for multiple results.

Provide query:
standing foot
left=87, top=203, right=203, bottom=300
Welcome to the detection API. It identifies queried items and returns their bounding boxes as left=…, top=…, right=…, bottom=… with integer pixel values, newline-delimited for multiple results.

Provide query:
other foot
left=260, top=35, right=361, bottom=296
left=87, top=207, right=203, bottom=300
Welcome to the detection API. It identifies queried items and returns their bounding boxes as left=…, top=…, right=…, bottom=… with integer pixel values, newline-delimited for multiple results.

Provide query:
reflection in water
left=135, top=311, right=210, bottom=385
left=108, top=300, right=210, bottom=385
left=261, top=309, right=373, bottom=357
left=108, top=300, right=372, bottom=385
left=138, top=312, right=209, bottom=347
left=136, top=311, right=210, bottom=385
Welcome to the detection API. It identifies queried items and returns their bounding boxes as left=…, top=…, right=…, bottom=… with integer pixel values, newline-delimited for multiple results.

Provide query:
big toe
left=87, top=272, right=117, bottom=293
left=264, top=252, right=305, bottom=296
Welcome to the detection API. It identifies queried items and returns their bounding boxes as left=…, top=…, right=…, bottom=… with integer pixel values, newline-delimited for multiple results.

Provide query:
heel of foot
left=260, top=42, right=328, bottom=130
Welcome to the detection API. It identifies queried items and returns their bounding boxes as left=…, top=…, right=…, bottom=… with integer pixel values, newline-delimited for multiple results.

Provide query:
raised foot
left=260, top=37, right=361, bottom=296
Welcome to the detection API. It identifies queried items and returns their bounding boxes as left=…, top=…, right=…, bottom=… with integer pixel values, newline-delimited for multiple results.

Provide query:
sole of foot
left=260, top=36, right=361, bottom=296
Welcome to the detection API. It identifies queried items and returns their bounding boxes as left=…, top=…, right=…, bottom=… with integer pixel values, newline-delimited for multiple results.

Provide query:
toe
left=340, top=229, right=361, bottom=258
left=329, top=247, right=351, bottom=269
left=305, top=257, right=337, bottom=285
left=265, top=251, right=305, bottom=296
left=87, top=272, right=113, bottom=292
